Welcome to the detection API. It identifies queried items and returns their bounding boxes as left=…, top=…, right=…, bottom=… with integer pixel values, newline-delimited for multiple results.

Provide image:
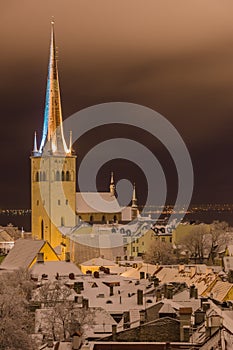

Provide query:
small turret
left=109, top=172, right=115, bottom=196
left=132, top=183, right=137, bottom=209
left=32, top=132, right=40, bottom=156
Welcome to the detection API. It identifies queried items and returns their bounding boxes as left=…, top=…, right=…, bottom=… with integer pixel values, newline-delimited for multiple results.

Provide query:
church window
left=66, top=171, right=70, bottom=181
left=61, top=171, right=65, bottom=181
left=56, top=171, right=60, bottom=181
left=41, top=220, right=44, bottom=240
left=35, top=172, right=39, bottom=182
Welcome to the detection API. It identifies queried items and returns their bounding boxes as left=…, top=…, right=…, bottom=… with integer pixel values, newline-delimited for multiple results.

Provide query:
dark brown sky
left=1, top=1, right=233, bottom=208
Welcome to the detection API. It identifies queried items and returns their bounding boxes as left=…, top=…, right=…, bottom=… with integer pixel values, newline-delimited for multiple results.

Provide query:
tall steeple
left=39, top=20, right=68, bottom=155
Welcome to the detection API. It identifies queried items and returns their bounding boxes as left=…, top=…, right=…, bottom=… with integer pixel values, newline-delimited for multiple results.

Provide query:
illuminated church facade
left=30, top=22, right=138, bottom=260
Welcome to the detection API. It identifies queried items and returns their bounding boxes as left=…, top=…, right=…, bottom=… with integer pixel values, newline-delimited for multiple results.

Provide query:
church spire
left=39, top=20, right=68, bottom=155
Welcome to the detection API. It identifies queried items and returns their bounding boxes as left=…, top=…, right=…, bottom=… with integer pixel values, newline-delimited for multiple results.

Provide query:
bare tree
left=179, top=222, right=229, bottom=264
left=0, top=270, right=35, bottom=350
left=35, top=281, right=94, bottom=341
left=144, top=240, right=177, bottom=265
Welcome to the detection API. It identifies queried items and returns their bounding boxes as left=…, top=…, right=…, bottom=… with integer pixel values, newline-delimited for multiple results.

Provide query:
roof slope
left=0, top=229, right=14, bottom=242
left=76, top=192, right=121, bottom=213
left=80, top=257, right=117, bottom=267
left=0, top=239, right=45, bottom=270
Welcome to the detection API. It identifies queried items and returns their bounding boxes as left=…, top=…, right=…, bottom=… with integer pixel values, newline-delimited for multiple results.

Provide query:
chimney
left=167, top=284, right=174, bottom=299
left=140, top=309, right=146, bottom=324
left=189, top=284, right=195, bottom=298
left=123, top=311, right=130, bottom=329
left=110, top=285, right=114, bottom=296
left=140, top=271, right=145, bottom=279
left=37, top=252, right=44, bottom=264
left=112, top=324, right=117, bottom=341
left=179, top=307, right=192, bottom=341
left=194, top=309, right=206, bottom=325
left=137, top=289, right=143, bottom=305
left=65, top=252, right=70, bottom=262
left=202, top=302, right=210, bottom=312
left=72, top=334, right=82, bottom=350
left=47, top=338, right=54, bottom=348
left=82, top=298, right=89, bottom=310
left=183, top=325, right=190, bottom=342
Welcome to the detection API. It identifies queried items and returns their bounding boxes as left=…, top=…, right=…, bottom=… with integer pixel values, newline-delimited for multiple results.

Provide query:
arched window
left=102, top=215, right=106, bottom=223
left=41, top=220, right=44, bottom=240
left=56, top=171, right=60, bottom=181
left=61, top=171, right=65, bottom=181
left=90, top=215, right=93, bottom=223
left=66, top=171, right=70, bottom=181
left=61, top=217, right=64, bottom=226
left=113, top=215, right=117, bottom=223
left=42, top=171, right=46, bottom=181
left=35, top=172, right=39, bottom=182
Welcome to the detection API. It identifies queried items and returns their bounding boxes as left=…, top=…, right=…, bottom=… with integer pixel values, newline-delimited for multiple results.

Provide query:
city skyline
left=1, top=1, right=233, bottom=208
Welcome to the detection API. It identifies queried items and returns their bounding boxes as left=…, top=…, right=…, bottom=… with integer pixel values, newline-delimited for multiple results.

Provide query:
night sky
left=1, top=1, right=233, bottom=208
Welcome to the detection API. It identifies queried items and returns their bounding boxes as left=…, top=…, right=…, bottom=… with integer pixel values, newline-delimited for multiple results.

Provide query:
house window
left=61, top=217, right=64, bottom=226
left=66, top=199, right=68, bottom=205
left=36, top=200, right=39, bottom=206
left=58, top=200, right=61, bottom=205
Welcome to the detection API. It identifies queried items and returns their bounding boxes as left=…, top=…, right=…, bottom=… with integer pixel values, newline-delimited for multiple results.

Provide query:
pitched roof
left=76, top=192, right=121, bottom=213
left=0, top=229, right=14, bottom=242
left=207, top=280, right=233, bottom=302
left=158, top=302, right=176, bottom=314
left=30, top=261, right=83, bottom=280
left=80, top=257, right=117, bottom=267
left=0, top=239, right=46, bottom=270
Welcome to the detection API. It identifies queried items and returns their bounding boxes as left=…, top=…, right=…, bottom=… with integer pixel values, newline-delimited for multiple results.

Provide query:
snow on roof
left=206, top=280, right=233, bottom=302
left=121, top=263, right=159, bottom=279
left=154, top=266, right=217, bottom=296
left=30, top=261, right=83, bottom=280
left=76, top=192, right=121, bottom=213
left=0, top=229, right=14, bottom=242
left=81, top=257, right=117, bottom=267
left=158, top=302, right=176, bottom=314
left=0, top=238, right=46, bottom=270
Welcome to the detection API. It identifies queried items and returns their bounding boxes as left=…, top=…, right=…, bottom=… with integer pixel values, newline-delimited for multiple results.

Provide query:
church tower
left=31, top=22, right=76, bottom=255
